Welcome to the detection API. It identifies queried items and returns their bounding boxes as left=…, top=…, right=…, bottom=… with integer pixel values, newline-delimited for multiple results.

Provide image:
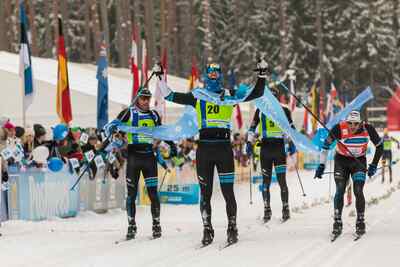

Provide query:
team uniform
left=315, top=111, right=383, bottom=236
left=158, top=62, right=266, bottom=245
left=118, top=104, right=162, bottom=239
left=381, top=131, right=399, bottom=183
left=249, top=106, right=295, bottom=222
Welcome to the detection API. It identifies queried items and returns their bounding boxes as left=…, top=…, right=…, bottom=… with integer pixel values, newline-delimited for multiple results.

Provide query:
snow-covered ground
left=1, top=146, right=400, bottom=267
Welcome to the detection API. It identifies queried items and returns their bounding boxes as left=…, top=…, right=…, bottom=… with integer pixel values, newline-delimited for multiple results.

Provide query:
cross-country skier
left=155, top=60, right=267, bottom=246
left=248, top=87, right=296, bottom=223
left=381, top=128, right=399, bottom=183
left=117, top=88, right=164, bottom=240
left=314, top=111, right=383, bottom=237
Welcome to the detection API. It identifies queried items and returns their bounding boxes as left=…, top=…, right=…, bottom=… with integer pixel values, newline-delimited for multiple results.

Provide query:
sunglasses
left=206, top=63, right=221, bottom=73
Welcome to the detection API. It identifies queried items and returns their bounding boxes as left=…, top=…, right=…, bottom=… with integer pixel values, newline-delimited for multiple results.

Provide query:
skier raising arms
left=248, top=86, right=296, bottom=223
left=315, top=111, right=383, bottom=238
left=155, top=60, right=267, bottom=246
left=117, top=88, right=164, bottom=240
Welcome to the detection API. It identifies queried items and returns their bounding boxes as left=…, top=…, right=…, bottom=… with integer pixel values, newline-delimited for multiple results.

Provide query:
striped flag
left=96, top=35, right=109, bottom=129
left=310, top=81, right=318, bottom=132
left=130, top=25, right=140, bottom=99
left=325, top=82, right=337, bottom=121
left=19, top=0, right=34, bottom=113
left=56, top=17, right=73, bottom=124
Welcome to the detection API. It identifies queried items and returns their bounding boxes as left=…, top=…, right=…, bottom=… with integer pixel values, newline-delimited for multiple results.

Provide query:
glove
left=103, top=120, right=119, bottom=138
left=314, top=164, right=325, bottom=179
left=367, top=164, right=377, bottom=177
left=256, top=58, right=269, bottom=78
left=152, top=62, right=164, bottom=79
left=288, top=141, right=297, bottom=156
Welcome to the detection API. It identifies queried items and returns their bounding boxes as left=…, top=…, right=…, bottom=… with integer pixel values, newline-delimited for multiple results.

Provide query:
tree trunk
left=90, top=0, right=101, bottom=59
left=316, top=0, right=325, bottom=106
left=144, top=0, right=156, bottom=67
left=99, top=0, right=111, bottom=60
left=278, top=0, right=288, bottom=70
left=160, top=0, right=168, bottom=55
left=168, top=0, right=180, bottom=74
left=84, top=0, right=92, bottom=62
left=202, top=0, right=212, bottom=62
left=26, top=0, right=38, bottom=56
left=59, top=0, right=69, bottom=51
left=0, top=0, right=7, bottom=51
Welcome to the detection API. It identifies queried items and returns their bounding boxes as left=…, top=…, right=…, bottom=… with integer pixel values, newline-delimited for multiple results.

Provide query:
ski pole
left=159, top=170, right=169, bottom=191
left=70, top=72, right=156, bottom=191
left=294, top=160, right=306, bottom=197
left=249, top=161, right=253, bottom=205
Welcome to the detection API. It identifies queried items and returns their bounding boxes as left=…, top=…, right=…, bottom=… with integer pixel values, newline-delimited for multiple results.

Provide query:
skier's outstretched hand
left=314, top=163, right=325, bottom=179
left=152, top=62, right=164, bottom=79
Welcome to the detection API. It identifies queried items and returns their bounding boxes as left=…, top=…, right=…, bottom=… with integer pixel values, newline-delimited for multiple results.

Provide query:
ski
left=195, top=243, right=212, bottom=250
left=218, top=240, right=238, bottom=250
left=353, top=232, right=364, bottom=241
left=114, top=238, right=134, bottom=245
left=330, top=232, right=341, bottom=242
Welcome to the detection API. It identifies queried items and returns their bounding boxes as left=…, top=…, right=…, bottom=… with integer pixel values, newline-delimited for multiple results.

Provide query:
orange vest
left=336, top=121, right=369, bottom=157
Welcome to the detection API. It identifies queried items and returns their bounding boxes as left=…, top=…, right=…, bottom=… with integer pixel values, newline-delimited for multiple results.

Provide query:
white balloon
left=32, top=146, right=49, bottom=163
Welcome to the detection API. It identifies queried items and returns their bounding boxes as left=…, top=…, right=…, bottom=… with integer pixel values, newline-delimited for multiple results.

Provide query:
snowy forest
left=0, top=0, right=399, bottom=103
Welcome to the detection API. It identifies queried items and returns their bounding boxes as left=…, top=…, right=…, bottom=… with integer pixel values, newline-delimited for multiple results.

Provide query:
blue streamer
left=191, top=84, right=253, bottom=105
left=326, top=87, right=373, bottom=129
left=111, top=106, right=199, bottom=141
left=312, top=87, right=373, bottom=150
left=253, top=85, right=320, bottom=154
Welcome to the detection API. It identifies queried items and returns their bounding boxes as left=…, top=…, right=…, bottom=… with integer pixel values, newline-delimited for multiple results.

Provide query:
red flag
left=235, top=105, right=243, bottom=129
left=141, top=38, right=148, bottom=85
left=130, top=25, right=139, bottom=99
left=319, top=85, right=325, bottom=123
left=56, top=17, right=72, bottom=124
left=161, top=47, right=167, bottom=81
left=188, top=56, right=200, bottom=91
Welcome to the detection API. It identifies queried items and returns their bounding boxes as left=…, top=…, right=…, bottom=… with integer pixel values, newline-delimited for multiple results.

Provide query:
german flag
left=56, top=17, right=72, bottom=124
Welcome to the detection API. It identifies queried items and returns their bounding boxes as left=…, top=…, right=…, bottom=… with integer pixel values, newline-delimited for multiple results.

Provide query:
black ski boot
left=201, top=226, right=214, bottom=246
left=152, top=224, right=162, bottom=239
left=126, top=222, right=137, bottom=240
left=282, top=203, right=290, bottom=222
left=227, top=224, right=238, bottom=244
left=332, top=219, right=343, bottom=235
left=356, top=214, right=366, bottom=235
left=152, top=218, right=162, bottom=239
left=263, top=206, right=272, bottom=223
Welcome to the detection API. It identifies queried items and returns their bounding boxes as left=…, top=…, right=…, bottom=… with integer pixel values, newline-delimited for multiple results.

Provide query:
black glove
left=152, top=62, right=164, bottom=79
left=314, top=164, right=325, bottom=179
left=255, top=58, right=269, bottom=77
left=367, top=164, right=377, bottom=177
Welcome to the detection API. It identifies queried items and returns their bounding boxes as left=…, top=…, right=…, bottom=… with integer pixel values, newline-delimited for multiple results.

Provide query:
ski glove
left=367, top=164, right=377, bottom=177
left=152, top=62, right=164, bottom=79
left=314, top=164, right=325, bottom=179
left=288, top=141, right=297, bottom=156
left=256, top=59, right=269, bottom=78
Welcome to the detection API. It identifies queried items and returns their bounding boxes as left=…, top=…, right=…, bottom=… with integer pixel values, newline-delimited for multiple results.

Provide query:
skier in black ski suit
left=117, top=88, right=165, bottom=240
left=248, top=86, right=296, bottom=223
left=156, top=60, right=267, bottom=245
left=315, top=111, right=383, bottom=236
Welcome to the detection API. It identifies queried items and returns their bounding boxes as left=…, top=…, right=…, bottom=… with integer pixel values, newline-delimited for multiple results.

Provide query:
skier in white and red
left=314, top=111, right=383, bottom=239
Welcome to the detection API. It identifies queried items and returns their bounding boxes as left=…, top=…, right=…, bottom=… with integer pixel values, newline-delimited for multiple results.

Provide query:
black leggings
left=382, top=151, right=392, bottom=181
left=196, top=141, right=237, bottom=227
left=333, top=154, right=366, bottom=219
left=126, top=151, right=160, bottom=224
left=260, top=139, right=288, bottom=208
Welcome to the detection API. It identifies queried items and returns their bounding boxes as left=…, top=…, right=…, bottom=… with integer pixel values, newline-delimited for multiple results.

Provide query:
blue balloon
left=48, top=157, right=64, bottom=172
left=53, top=124, right=69, bottom=141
